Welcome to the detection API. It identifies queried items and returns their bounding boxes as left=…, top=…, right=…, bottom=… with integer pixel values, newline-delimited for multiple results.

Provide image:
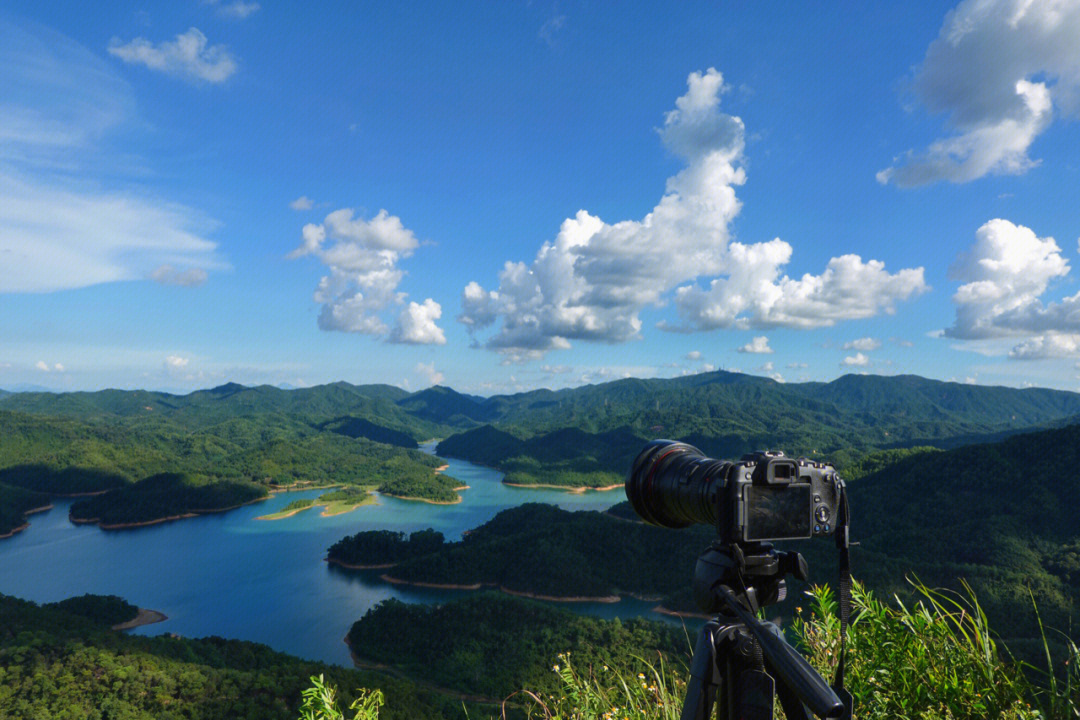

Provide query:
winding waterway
left=0, top=443, right=695, bottom=666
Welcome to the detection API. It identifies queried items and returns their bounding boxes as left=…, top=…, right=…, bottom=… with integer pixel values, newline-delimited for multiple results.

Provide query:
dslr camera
left=625, top=440, right=844, bottom=544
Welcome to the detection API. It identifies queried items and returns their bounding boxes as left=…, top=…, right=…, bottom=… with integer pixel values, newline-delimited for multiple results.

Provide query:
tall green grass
left=301, top=580, right=1079, bottom=719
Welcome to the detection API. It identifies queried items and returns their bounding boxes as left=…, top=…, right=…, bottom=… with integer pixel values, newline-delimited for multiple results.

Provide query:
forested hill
left=437, top=372, right=1080, bottom=486
left=335, top=422, right=1080, bottom=651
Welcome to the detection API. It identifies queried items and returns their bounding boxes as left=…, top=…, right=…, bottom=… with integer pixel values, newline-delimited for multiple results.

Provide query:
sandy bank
left=434, top=464, right=450, bottom=472
left=378, top=573, right=622, bottom=602
left=500, top=586, right=620, bottom=603
left=0, top=523, right=30, bottom=539
left=325, top=557, right=398, bottom=570
left=502, top=482, right=623, bottom=493
left=380, top=574, right=483, bottom=590
left=0, top=505, right=55, bottom=540
left=256, top=504, right=316, bottom=521
left=112, top=608, right=168, bottom=630
left=651, top=604, right=711, bottom=620
left=75, top=496, right=268, bottom=530
left=381, top=492, right=462, bottom=505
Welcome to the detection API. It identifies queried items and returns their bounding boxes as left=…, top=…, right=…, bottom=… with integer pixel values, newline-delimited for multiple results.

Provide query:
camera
left=625, top=440, right=844, bottom=544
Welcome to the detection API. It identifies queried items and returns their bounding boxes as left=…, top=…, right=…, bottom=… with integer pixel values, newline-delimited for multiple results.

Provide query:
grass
left=301, top=579, right=1080, bottom=719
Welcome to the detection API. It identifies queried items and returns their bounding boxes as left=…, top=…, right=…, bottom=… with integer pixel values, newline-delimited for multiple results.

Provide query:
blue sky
left=3, top=0, right=1080, bottom=394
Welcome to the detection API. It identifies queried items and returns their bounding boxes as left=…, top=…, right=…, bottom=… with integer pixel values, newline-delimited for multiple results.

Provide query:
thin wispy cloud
left=108, top=28, right=238, bottom=84
left=0, top=21, right=224, bottom=294
left=206, top=0, right=261, bottom=20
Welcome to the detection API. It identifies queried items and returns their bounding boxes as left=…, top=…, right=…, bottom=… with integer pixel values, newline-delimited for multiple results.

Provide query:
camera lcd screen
left=744, top=484, right=812, bottom=541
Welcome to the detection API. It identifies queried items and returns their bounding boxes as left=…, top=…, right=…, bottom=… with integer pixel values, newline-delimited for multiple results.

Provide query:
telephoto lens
left=624, top=440, right=733, bottom=528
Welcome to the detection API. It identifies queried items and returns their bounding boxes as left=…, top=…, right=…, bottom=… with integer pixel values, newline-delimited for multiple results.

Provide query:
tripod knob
left=779, top=552, right=809, bottom=583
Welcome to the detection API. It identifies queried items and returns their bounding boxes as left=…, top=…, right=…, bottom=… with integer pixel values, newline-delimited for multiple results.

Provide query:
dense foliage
left=437, top=372, right=1080, bottom=486
left=0, top=593, right=467, bottom=720
left=0, top=481, right=50, bottom=536
left=69, top=472, right=268, bottom=526
left=0, top=403, right=456, bottom=528
left=44, top=594, right=139, bottom=626
left=330, top=504, right=711, bottom=602
left=345, top=594, right=688, bottom=700
left=328, top=529, right=446, bottom=566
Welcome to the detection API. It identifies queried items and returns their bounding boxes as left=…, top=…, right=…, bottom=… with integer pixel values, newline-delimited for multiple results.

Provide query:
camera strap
left=832, top=484, right=854, bottom=719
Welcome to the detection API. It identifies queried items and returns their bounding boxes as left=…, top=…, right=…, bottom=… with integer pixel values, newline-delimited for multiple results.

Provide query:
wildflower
left=553, top=664, right=560, bottom=672
left=638, top=673, right=645, bottom=679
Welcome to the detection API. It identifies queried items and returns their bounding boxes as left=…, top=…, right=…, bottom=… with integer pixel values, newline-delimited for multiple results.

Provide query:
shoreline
left=651, top=604, right=711, bottom=620
left=380, top=491, right=463, bottom=505
left=112, top=607, right=168, bottom=631
left=0, top=504, right=55, bottom=540
left=74, top=495, right=269, bottom=530
left=378, top=573, right=622, bottom=603
left=502, top=481, right=623, bottom=493
left=256, top=503, right=316, bottom=521
left=325, top=557, right=398, bottom=570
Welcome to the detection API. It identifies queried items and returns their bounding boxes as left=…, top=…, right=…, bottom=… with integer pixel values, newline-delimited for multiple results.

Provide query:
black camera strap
left=832, top=484, right=854, bottom=719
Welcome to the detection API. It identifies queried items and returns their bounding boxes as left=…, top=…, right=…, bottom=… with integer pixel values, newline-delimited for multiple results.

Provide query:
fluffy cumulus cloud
left=843, top=337, right=881, bottom=351
left=737, top=336, right=773, bottom=354
left=841, top=353, right=870, bottom=367
left=108, top=28, right=237, bottom=84
left=945, top=218, right=1080, bottom=358
left=459, top=69, right=927, bottom=360
left=289, top=208, right=445, bottom=344
left=685, top=350, right=702, bottom=360
left=879, top=0, right=1080, bottom=187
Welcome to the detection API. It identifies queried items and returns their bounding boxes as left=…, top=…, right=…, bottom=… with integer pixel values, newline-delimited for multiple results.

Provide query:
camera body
left=625, top=440, right=844, bottom=543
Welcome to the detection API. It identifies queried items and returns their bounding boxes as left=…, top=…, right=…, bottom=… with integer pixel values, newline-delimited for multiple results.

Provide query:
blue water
left=0, top=444, right=696, bottom=666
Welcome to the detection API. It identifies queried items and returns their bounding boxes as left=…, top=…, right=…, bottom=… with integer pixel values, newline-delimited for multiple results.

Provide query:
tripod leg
left=681, top=622, right=721, bottom=720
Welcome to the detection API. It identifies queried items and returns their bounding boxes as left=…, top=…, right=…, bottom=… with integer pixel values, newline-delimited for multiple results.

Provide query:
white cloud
left=289, top=196, right=314, bottom=211
left=150, top=265, right=208, bottom=287
left=891, top=337, right=915, bottom=347
left=289, top=208, right=445, bottom=344
left=415, top=361, right=444, bottom=387
left=35, top=361, right=49, bottom=372
left=108, top=28, right=237, bottom=84
left=787, top=362, right=808, bottom=369
left=737, top=336, right=774, bottom=354
left=1008, top=333, right=1080, bottom=359
left=685, top=350, right=702, bottom=360
left=165, top=355, right=190, bottom=368
left=538, top=15, right=566, bottom=45
left=842, top=337, right=881, bottom=351
left=459, top=69, right=926, bottom=360
left=53, top=363, right=65, bottom=372
left=946, top=218, right=1074, bottom=340
left=756, top=361, right=775, bottom=372
left=879, top=0, right=1080, bottom=186
left=541, top=364, right=574, bottom=374
left=209, top=1, right=261, bottom=19
left=391, top=299, right=447, bottom=345
left=841, top=353, right=870, bottom=367
left=1, top=171, right=223, bottom=293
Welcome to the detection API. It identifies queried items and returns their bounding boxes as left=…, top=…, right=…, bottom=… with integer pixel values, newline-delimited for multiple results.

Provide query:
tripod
left=680, top=542, right=844, bottom=720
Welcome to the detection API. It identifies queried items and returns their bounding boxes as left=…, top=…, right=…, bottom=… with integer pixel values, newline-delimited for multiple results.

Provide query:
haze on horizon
left=3, top=0, right=1080, bottom=395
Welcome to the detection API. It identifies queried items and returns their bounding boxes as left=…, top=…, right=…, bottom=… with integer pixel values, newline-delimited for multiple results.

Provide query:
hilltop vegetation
left=0, top=593, right=466, bottom=720
left=0, top=385, right=462, bottom=531
left=346, top=593, right=687, bottom=700
left=436, top=371, right=1080, bottom=487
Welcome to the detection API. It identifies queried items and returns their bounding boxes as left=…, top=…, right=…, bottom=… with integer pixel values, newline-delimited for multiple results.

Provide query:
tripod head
left=692, top=541, right=808, bottom=617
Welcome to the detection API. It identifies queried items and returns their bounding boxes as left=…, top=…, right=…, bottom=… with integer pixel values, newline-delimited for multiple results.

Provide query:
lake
left=0, top=443, right=697, bottom=666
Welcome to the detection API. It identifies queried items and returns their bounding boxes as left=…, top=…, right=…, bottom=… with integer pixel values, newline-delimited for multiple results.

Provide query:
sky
left=3, top=0, right=1080, bottom=395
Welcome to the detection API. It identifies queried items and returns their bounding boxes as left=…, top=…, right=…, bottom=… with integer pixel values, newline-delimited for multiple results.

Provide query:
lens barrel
left=625, top=440, right=732, bottom=529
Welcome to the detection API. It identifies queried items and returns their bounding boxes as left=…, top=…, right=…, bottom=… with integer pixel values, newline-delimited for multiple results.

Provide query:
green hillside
left=438, top=372, right=1080, bottom=486
left=0, top=593, right=464, bottom=719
